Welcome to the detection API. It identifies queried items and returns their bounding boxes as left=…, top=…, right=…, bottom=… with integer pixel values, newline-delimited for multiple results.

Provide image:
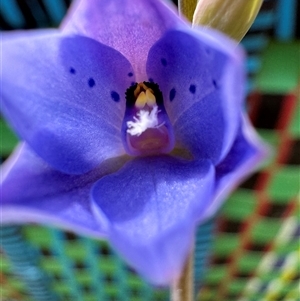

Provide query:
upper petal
left=62, top=0, right=185, bottom=80
left=146, top=28, right=244, bottom=164
left=90, top=155, right=215, bottom=285
left=0, top=143, right=128, bottom=238
left=1, top=31, right=134, bottom=174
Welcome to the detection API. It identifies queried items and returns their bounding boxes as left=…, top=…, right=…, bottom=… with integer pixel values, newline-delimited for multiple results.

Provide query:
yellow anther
left=134, top=82, right=157, bottom=109
left=145, top=89, right=156, bottom=107
left=135, top=91, right=147, bottom=109
left=134, top=84, right=141, bottom=98
left=141, top=82, right=149, bottom=91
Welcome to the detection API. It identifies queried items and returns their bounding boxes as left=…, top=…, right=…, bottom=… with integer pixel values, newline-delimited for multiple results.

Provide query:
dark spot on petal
left=189, top=84, right=196, bottom=94
left=169, top=88, right=176, bottom=102
left=149, top=78, right=154, bottom=83
left=111, top=91, right=120, bottom=102
left=88, top=78, right=95, bottom=88
left=161, top=58, right=167, bottom=66
left=205, top=48, right=211, bottom=55
left=131, top=82, right=136, bottom=86
left=128, top=72, right=133, bottom=77
left=213, top=79, right=220, bottom=89
left=69, top=67, right=76, bottom=74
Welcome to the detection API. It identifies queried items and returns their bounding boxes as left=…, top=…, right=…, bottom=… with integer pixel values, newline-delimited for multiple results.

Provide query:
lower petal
left=1, top=144, right=128, bottom=238
left=90, top=155, right=215, bottom=284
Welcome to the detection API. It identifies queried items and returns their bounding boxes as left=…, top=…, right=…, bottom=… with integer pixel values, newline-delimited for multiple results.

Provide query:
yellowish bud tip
left=192, top=0, right=263, bottom=42
left=178, top=0, right=198, bottom=22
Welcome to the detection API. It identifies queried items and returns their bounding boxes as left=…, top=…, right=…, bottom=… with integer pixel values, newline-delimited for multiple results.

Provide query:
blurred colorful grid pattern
left=0, top=0, right=299, bottom=300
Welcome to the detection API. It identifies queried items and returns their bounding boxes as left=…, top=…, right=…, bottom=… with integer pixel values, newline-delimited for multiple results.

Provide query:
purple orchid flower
left=0, top=0, right=267, bottom=285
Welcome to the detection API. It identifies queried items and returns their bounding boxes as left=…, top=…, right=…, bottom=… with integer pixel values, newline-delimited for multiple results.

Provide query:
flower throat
left=122, top=82, right=174, bottom=156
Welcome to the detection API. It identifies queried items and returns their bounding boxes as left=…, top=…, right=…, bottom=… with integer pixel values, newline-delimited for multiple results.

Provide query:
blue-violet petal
left=147, top=29, right=243, bottom=164
left=209, top=115, right=269, bottom=218
left=91, top=155, right=215, bottom=284
left=63, top=0, right=184, bottom=80
left=1, top=32, right=134, bottom=174
left=0, top=143, right=128, bottom=237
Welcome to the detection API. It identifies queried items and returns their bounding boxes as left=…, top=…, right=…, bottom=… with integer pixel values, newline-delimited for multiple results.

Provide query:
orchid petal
left=62, top=0, right=185, bottom=81
left=0, top=143, right=128, bottom=237
left=147, top=28, right=243, bottom=163
left=1, top=31, right=134, bottom=174
left=204, top=115, right=269, bottom=220
left=90, top=156, right=215, bottom=284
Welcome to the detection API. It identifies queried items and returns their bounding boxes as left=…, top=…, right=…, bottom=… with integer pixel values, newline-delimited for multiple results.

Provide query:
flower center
left=122, top=82, right=174, bottom=156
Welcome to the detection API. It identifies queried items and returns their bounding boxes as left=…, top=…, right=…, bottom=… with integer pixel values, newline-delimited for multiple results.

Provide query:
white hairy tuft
left=127, top=106, right=163, bottom=136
